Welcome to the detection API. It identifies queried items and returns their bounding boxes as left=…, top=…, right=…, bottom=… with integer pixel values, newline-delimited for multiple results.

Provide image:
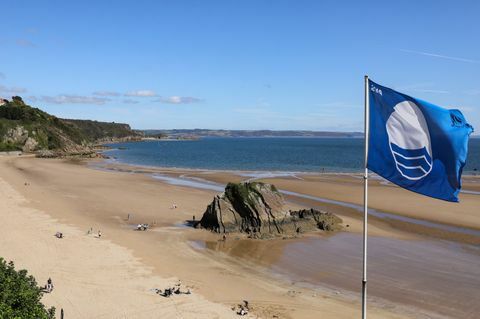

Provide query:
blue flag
left=367, top=79, right=474, bottom=202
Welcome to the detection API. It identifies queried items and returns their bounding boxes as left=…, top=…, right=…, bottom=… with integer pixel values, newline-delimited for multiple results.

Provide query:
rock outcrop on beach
left=289, top=208, right=343, bottom=231
left=198, top=182, right=343, bottom=237
left=199, top=182, right=286, bottom=235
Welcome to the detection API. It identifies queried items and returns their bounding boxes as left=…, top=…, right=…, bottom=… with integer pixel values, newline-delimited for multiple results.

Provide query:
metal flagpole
left=362, top=75, right=370, bottom=319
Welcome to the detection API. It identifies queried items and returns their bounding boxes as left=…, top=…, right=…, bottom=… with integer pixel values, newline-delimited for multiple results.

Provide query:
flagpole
left=362, top=75, right=369, bottom=319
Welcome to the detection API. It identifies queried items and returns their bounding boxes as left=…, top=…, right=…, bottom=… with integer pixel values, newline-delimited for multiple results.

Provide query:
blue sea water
left=105, top=137, right=480, bottom=173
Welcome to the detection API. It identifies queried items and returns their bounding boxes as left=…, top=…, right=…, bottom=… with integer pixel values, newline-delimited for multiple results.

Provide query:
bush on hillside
left=0, top=258, right=55, bottom=319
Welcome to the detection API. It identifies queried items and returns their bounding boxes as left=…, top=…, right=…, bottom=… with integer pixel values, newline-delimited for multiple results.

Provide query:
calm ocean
left=105, top=137, right=480, bottom=173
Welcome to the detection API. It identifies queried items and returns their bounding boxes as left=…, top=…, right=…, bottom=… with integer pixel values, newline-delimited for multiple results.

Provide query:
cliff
left=0, top=96, right=141, bottom=154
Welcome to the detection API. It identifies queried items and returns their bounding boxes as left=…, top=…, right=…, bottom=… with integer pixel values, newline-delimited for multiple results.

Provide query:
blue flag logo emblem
left=386, top=101, right=433, bottom=180
left=367, top=79, right=474, bottom=202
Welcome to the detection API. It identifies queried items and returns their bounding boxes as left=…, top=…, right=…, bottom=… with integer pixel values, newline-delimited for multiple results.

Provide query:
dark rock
left=35, top=150, right=59, bottom=158
left=290, top=208, right=343, bottom=231
left=198, top=182, right=343, bottom=237
left=199, top=182, right=286, bottom=235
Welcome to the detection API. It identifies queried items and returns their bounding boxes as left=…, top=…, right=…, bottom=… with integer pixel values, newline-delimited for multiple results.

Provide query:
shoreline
left=110, top=162, right=480, bottom=241
left=98, top=153, right=480, bottom=177
left=91, top=158, right=480, bottom=236
left=94, top=153, right=480, bottom=186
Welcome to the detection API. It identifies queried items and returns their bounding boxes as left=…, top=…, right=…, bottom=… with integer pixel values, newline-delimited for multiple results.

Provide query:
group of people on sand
left=154, top=281, right=191, bottom=298
left=233, top=300, right=249, bottom=316
left=86, top=227, right=102, bottom=238
left=56, top=227, right=103, bottom=239
left=136, top=223, right=149, bottom=231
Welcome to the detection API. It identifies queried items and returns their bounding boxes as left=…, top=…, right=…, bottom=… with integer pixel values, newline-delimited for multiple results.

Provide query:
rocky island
left=197, top=181, right=343, bottom=238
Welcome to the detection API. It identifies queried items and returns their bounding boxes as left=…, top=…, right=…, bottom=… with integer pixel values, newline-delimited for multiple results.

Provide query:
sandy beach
left=1, top=155, right=479, bottom=318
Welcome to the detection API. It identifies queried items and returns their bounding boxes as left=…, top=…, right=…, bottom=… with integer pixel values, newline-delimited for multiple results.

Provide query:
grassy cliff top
left=0, top=96, right=140, bottom=152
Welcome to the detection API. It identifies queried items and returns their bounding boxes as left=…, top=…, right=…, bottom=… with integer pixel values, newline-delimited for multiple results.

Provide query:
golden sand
left=1, top=155, right=478, bottom=318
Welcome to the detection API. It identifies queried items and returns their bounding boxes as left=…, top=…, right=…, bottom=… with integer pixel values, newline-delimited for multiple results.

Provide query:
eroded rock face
left=199, top=182, right=286, bottom=235
left=3, top=126, right=29, bottom=145
left=3, top=126, right=40, bottom=153
left=290, top=208, right=343, bottom=231
left=22, top=137, right=38, bottom=152
left=198, top=182, right=344, bottom=238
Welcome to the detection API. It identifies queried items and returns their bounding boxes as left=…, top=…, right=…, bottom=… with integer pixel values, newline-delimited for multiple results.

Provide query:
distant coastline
left=140, top=129, right=364, bottom=140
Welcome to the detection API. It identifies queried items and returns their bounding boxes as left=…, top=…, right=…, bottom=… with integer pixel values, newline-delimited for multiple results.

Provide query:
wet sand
left=1, top=156, right=479, bottom=318
left=201, top=233, right=480, bottom=319
left=0, top=156, right=411, bottom=319
left=93, top=160, right=480, bottom=243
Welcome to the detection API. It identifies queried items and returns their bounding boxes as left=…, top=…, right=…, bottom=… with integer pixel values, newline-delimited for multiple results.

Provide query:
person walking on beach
left=98, top=230, right=102, bottom=238
left=45, top=278, right=54, bottom=292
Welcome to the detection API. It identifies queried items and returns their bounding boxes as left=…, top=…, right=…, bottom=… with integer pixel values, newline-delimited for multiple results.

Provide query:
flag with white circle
left=367, top=80, right=473, bottom=202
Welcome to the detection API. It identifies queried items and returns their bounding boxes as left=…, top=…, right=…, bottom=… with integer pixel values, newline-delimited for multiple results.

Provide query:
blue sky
left=1, top=0, right=479, bottom=132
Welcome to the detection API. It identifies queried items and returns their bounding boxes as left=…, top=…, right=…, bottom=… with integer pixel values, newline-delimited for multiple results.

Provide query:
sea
left=104, top=137, right=480, bottom=174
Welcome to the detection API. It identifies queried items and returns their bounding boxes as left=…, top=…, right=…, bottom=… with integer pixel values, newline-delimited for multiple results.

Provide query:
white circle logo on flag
left=386, top=101, right=433, bottom=180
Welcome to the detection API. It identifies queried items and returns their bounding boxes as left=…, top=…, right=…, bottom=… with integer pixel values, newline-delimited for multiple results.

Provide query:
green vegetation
left=225, top=182, right=267, bottom=209
left=64, top=119, right=139, bottom=141
left=0, top=96, right=140, bottom=152
left=0, top=258, right=55, bottom=319
left=0, top=141, right=21, bottom=151
left=225, top=182, right=255, bottom=206
left=142, top=131, right=168, bottom=139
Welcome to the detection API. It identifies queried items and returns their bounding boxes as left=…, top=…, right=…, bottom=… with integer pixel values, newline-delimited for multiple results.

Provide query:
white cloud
left=124, top=90, right=157, bottom=97
left=155, top=96, right=203, bottom=104
left=401, top=49, right=480, bottom=64
left=0, top=85, right=27, bottom=94
left=39, top=95, right=110, bottom=105
left=93, top=90, right=121, bottom=97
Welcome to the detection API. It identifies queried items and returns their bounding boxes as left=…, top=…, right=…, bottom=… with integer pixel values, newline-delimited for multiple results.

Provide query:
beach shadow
left=184, top=219, right=201, bottom=228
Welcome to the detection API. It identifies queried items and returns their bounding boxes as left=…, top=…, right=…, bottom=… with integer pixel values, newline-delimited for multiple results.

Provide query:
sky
left=1, top=0, right=479, bottom=132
